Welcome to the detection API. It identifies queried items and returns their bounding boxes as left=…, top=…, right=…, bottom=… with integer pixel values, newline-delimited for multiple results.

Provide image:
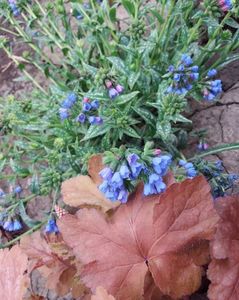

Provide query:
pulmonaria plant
left=0, top=4, right=239, bottom=299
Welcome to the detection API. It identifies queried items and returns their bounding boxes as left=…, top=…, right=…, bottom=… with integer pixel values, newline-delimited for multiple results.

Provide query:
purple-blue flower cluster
left=75, top=97, right=103, bottom=125
left=105, top=80, right=124, bottom=99
left=2, top=219, right=22, bottom=231
left=99, top=153, right=172, bottom=203
left=166, top=54, right=199, bottom=95
left=45, top=219, right=59, bottom=234
left=203, top=69, right=222, bottom=101
left=8, top=0, right=20, bottom=16
left=59, top=92, right=77, bottom=120
left=218, top=0, right=233, bottom=11
left=179, top=160, right=197, bottom=178
left=144, top=155, right=172, bottom=196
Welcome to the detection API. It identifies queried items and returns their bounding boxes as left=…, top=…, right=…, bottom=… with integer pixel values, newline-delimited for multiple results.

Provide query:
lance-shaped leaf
left=58, top=176, right=218, bottom=299
left=208, top=196, right=239, bottom=300
left=0, top=245, right=28, bottom=300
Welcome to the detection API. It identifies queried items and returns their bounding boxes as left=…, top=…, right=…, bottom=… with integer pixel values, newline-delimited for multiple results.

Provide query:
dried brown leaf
left=208, top=196, right=239, bottom=300
left=0, top=245, right=28, bottom=300
left=58, top=176, right=218, bottom=299
left=61, top=175, right=119, bottom=213
left=91, top=286, right=115, bottom=300
left=20, top=231, right=86, bottom=297
left=88, top=154, right=104, bottom=185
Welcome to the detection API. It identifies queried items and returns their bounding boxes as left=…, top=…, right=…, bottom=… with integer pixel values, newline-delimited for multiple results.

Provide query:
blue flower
left=181, top=54, right=193, bottom=66
left=0, top=189, right=5, bottom=198
left=83, top=102, right=92, bottom=112
left=179, top=159, right=187, bottom=166
left=14, top=186, right=22, bottom=194
left=207, top=69, right=217, bottom=78
left=118, top=189, right=128, bottom=203
left=9, top=1, right=20, bottom=16
left=76, top=113, right=86, bottom=123
left=99, top=167, right=113, bottom=181
left=177, top=64, right=185, bottom=72
left=144, top=174, right=166, bottom=196
left=166, top=55, right=199, bottom=94
left=67, top=92, right=77, bottom=104
left=127, top=153, right=140, bottom=165
left=12, top=220, right=22, bottom=231
left=45, top=219, right=59, bottom=234
left=119, top=165, right=131, bottom=179
left=203, top=79, right=222, bottom=101
left=111, top=172, right=123, bottom=188
left=152, top=155, right=172, bottom=176
left=173, top=73, right=181, bottom=82
left=91, top=100, right=100, bottom=110
left=109, top=88, right=119, bottom=99
left=179, top=160, right=197, bottom=178
left=168, top=65, right=175, bottom=72
left=88, top=116, right=103, bottom=125
left=191, top=66, right=199, bottom=72
left=76, top=13, right=84, bottom=20
left=61, top=98, right=74, bottom=109
left=59, top=108, right=69, bottom=120
left=218, top=0, right=233, bottom=11
left=3, top=220, right=14, bottom=231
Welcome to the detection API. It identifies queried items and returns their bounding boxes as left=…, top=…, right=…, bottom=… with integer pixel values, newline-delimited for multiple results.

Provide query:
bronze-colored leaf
left=0, top=245, right=28, bottom=300
left=58, top=176, right=218, bottom=299
left=61, top=176, right=119, bottom=213
left=208, top=196, right=239, bottom=300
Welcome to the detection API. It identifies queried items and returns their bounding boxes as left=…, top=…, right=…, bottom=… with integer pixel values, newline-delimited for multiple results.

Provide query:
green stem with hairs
left=190, top=143, right=239, bottom=160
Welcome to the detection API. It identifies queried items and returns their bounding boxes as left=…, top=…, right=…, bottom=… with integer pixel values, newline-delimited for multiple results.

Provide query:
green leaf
left=225, top=18, right=239, bottom=29
left=128, top=72, right=140, bottom=89
left=121, top=0, right=136, bottom=17
left=83, top=62, right=98, bottom=75
left=0, top=159, right=6, bottom=172
left=83, top=91, right=108, bottom=101
left=81, top=124, right=110, bottom=141
left=171, top=114, right=192, bottom=123
left=18, top=200, right=40, bottom=228
left=107, top=56, right=127, bottom=74
left=9, top=159, right=30, bottom=177
left=109, top=7, right=117, bottom=22
left=149, top=9, right=164, bottom=24
left=156, top=122, right=171, bottom=140
left=116, top=91, right=139, bottom=105
left=122, top=127, right=141, bottom=139
left=133, top=107, right=155, bottom=127
left=216, top=54, right=239, bottom=70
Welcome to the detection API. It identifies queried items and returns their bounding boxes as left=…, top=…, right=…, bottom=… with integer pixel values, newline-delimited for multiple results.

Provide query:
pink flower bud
left=154, top=149, right=162, bottom=156
left=105, top=80, right=113, bottom=89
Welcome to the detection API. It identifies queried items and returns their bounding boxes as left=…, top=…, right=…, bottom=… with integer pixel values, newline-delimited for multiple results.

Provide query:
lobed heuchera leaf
left=58, top=176, right=219, bottom=299
left=20, top=231, right=86, bottom=298
left=91, top=286, right=116, bottom=300
left=61, top=176, right=120, bottom=213
left=0, top=245, right=28, bottom=300
left=61, top=154, right=119, bottom=212
left=208, top=196, right=239, bottom=300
